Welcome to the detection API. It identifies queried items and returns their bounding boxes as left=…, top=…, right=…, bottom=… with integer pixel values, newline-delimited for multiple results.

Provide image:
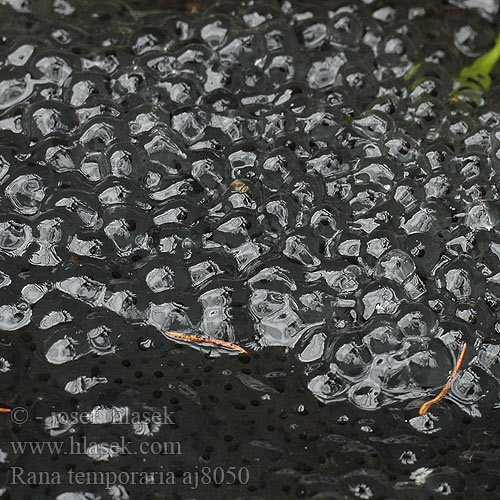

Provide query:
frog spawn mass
left=0, top=0, right=500, bottom=415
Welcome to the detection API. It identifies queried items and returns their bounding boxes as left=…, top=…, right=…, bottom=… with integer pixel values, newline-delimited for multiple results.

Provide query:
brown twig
left=163, top=331, right=248, bottom=354
left=0, top=408, right=11, bottom=413
left=419, top=343, right=468, bottom=416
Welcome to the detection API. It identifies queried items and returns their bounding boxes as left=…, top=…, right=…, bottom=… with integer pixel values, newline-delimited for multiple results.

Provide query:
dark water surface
left=1, top=0, right=500, bottom=498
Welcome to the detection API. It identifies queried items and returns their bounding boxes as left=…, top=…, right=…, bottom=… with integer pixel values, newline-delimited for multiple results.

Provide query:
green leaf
left=453, top=32, right=500, bottom=94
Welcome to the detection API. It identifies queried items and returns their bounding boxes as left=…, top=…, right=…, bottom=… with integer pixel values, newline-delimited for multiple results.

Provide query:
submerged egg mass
left=0, top=0, right=498, bottom=426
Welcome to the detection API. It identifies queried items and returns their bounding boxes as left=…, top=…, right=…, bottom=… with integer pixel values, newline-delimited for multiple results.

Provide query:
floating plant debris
left=163, top=331, right=248, bottom=354
left=419, top=343, right=468, bottom=415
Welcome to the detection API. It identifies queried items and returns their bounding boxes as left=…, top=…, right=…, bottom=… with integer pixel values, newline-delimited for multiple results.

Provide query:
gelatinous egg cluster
left=0, top=0, right=499, bottom=419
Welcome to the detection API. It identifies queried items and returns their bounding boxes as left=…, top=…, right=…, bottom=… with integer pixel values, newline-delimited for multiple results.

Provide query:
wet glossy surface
left=1, top=0, right=500, bottom=498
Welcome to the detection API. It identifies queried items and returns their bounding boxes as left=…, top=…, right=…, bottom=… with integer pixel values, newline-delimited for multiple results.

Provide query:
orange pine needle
left=0, top=408, right=11, bottom=413
left=419, top=343, right=467, bottom=416
left=164, top=331, right=248, bottom=354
